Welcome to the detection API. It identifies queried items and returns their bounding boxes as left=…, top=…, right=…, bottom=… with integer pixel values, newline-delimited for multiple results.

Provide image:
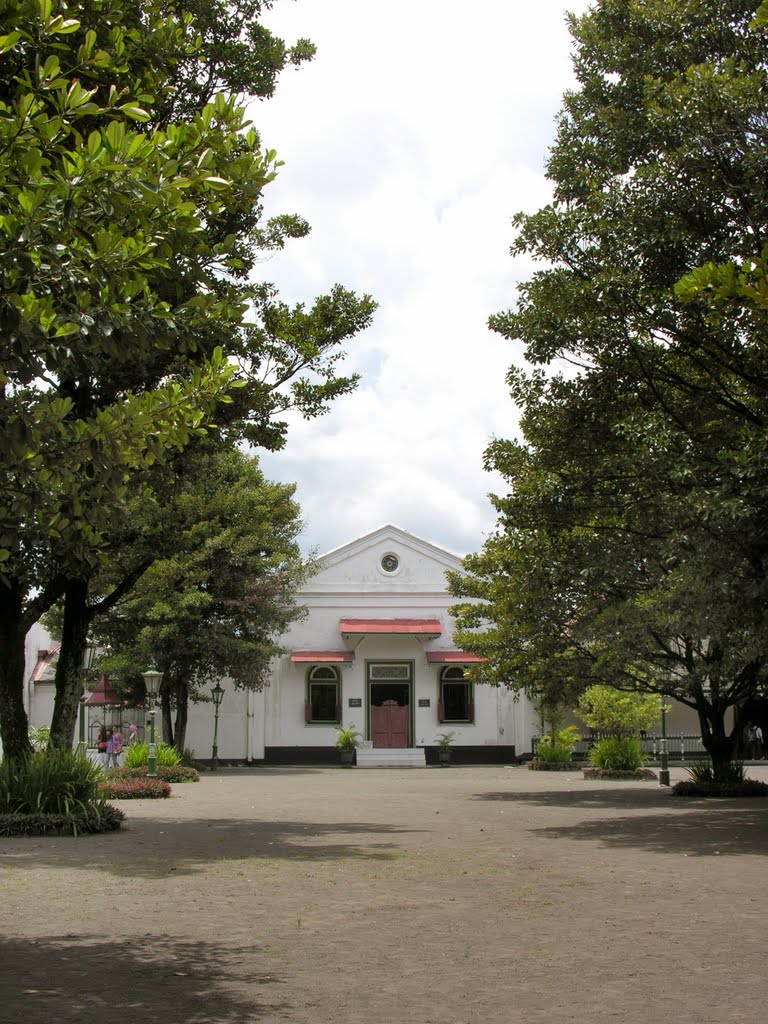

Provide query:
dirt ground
left=1, top=764, right=767, bottom=1024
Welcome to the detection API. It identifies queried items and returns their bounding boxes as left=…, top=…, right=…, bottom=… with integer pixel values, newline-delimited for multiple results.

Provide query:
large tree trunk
left=697, top=700, right=736, bottom=783
left=158, top=676, right=189, bottom=752
left=173, top=678, right=189, bottom=753
left=160, top=683, right=174, bottom=748
left=0, top=583, right=33, bottom=761
left=49, top=579, right=90, bottom=750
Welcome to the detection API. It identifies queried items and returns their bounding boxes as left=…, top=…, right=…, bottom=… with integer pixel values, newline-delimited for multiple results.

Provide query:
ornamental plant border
left=583, top=767, right=657, bottom=781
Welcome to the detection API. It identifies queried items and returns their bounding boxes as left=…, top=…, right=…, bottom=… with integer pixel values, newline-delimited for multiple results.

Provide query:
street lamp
left=78, top=642, right=96, bottom=757
left=142, top=667, right=163, bottom=778
left=659, top=696, right=670, bottom=787
left=210, top=682, right=225, bottom=771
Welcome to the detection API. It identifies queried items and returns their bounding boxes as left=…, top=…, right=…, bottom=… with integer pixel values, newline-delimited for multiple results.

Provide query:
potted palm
left=436, top=730, right=456, bottom=766
left=335, top=724, right=362, bottom=766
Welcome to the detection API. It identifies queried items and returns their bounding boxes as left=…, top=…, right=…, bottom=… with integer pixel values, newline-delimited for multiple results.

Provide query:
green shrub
left=0, top=804, right=125, bottom=836
left=673, top=778, right=768, bottom=798
left=28, top=725, right=51, bottom=751
left=107, top=764, right=199, bottom=783
left=587, top=736, right=646, bottom=771
left=535, top=725, right=581, bottom=763
left=0, top=748, right=104, bottom=815
left=123, top=741, right=182, bottom=769
left=0, top=749, right=123, bottom=836
left=685, top=760, right=745, bottom=784
left=672, top=760, right=768, bottom=797
left=100, top=778, right=172, bottom=799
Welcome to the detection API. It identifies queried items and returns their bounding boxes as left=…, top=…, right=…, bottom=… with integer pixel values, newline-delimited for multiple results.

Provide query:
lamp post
left=210, top=682, right=225, bottom=771
left=78, top=642, right=96, bottom=757
left=142, top=668, right=163, bottom=778
left=659, top=696, right=670, bottom=787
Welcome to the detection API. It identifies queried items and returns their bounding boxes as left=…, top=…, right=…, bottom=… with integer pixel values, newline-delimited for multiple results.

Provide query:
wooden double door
left=370, top=682, right=410, bottom=748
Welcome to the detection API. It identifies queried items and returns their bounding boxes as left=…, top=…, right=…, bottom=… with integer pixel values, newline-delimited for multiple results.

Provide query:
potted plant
left=436, top=730, right=456, bottom=766
left=335, top=724, right=362, bottom=766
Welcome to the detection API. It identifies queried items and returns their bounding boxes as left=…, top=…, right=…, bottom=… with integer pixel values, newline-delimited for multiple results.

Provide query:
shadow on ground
left=0, top=818, right=420, bottom=878
left=0, top=934, right=287, bottom=1023
left=530, top=807, right=768, bottom=856
left=475, top=787, right=674, bottom=810
left=474, top=787, right=768, bottom=856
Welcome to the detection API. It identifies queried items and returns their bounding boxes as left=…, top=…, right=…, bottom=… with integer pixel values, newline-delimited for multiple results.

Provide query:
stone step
left=356, top=747, right=426, bottom=768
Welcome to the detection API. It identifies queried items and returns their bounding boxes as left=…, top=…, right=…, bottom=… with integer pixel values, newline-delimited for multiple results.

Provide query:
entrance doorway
left=368, top=670, right=412, bottom=748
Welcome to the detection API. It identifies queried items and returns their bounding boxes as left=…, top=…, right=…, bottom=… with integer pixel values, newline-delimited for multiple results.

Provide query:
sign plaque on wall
left=418, top=698, right=431, bottom=708
left=348, top=697, right=362, bottom=708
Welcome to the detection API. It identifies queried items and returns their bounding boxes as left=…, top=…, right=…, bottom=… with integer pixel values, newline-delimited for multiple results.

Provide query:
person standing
left=109, top=725, right=123, bottom=768
left=97, top=724, right=109, bottom=767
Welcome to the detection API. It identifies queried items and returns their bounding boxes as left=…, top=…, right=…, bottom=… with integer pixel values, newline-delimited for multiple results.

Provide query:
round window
left=380, top=553, right=399, bottom=573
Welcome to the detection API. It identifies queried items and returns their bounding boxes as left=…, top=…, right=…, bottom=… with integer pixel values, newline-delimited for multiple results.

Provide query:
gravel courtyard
left=1, top=764, right=766, bottom=1024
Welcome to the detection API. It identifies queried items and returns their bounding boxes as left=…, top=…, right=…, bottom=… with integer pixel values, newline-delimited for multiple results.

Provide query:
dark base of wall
left=264, top=746, right=342, bottom=766
left=205, top=746, right=518, bottom=767
left=424, top=745, right=516, bottom=766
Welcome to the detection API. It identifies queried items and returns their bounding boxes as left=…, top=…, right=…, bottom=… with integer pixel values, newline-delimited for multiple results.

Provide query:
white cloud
left=250, top=0, right=590, bottom=556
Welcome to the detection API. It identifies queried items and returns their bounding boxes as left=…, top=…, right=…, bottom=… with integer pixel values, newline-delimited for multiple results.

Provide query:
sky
left=251, top=0, right=592, bottom=558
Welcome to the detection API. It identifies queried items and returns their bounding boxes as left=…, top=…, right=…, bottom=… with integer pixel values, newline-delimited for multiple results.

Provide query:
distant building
left=22, top=525, right=712, bottom=764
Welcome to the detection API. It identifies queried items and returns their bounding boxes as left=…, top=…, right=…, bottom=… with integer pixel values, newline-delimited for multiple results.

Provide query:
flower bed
left=99, top=778, right=172, bottom=799
left=528, top=759, right=580, bottom=771
left=583, top=767, right=657, bottom=781
left=672, top=779, right=768, bottom=798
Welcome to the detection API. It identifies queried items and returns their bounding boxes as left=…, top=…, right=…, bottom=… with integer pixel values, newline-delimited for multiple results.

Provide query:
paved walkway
left=1, top=764, right=766, bottom=1024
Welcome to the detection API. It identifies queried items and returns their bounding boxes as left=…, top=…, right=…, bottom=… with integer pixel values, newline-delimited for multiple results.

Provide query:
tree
left=0, top=1, right=374, bottom=758
left=450, top=0, right=768, bottom=781
left=575, top=686, right=661, bottom=739
left=77, top=448, right=307, bottom=753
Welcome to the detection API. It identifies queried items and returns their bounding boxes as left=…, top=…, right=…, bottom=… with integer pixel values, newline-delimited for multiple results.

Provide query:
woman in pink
left=109, top=725, right=123, bottom=767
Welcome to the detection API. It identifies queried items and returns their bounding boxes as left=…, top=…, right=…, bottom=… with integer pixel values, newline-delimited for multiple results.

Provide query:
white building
left=22, top=524, right=714, bottom=764
left=182, top=524, right=529, bottom=766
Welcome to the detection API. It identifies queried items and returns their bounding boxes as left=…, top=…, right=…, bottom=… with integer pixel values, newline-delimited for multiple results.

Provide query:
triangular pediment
left=302, top=525, right=463, bottom=593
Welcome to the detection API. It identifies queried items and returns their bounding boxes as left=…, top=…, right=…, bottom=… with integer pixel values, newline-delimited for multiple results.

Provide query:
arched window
left=437, top=666, right=474, bottom=723
left=305, top=666, right=341, bottom=724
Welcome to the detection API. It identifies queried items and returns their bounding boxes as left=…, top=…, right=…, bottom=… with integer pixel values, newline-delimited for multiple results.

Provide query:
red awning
left=290, top=651, right=355, bottom=663
left=340, top=618, right=442, bottom=636
left=426, top=651, right=486, bottom=664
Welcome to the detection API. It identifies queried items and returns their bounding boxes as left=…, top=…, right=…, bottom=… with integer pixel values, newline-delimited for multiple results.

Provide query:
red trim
left=84, top=673, right=123, bottom=706
left=31, top=642, right=61, bottom=683
left=291, top=651, right=354, bottom=663
left=426, top=650, right=485, bottom=664
left=340, top=618, right=442, bottom=635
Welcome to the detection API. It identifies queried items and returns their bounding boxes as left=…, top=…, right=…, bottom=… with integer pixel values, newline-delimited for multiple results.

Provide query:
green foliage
left=449, top=0, right=768, bottom=785
left=99, top=777, right=172, bottom=799
left=88, top=448, right=309, bottom=752
left=576, top=687, right=661, bottom=739
left=0, top=0, right=375, bottom=761
left=0, top=804, right=124, bottom=836
left=684, top=760, right=746, bottom=785
left=107, top=763, right=199, bottom=783
left=335, top=725, right=362, bottom=751
left=674, top=759, right=768, bottom=796
left=0, top=748, right=103, bottom=815
left=536, top=726, right=581, bottom=764
left=436, top=730, right=456, bottom=751
left=123, top=741, right=181, bottom=769
left=587, top=737, right=647, bottom=772
left=28, top=725, right=50, bottom=751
